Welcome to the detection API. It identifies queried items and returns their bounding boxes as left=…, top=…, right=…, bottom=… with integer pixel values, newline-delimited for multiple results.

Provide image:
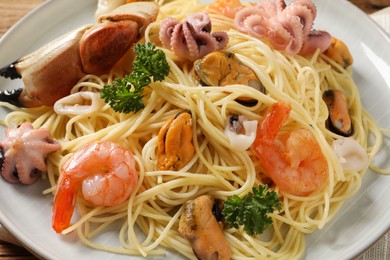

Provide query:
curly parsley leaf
left=222, top=185, right=281, bottom=236
left=101, top=42, right=170, bottom=113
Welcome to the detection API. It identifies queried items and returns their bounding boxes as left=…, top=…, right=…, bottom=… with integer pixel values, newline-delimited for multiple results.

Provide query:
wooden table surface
left=0, top=0, right=389, bottom=259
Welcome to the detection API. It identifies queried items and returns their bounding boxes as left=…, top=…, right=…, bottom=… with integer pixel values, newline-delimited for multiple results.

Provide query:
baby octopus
left=159, top=12, right=229, bottom=61
left=234, top=0, right=331, bottom=56
left=0, top=122, right=61, bottom=184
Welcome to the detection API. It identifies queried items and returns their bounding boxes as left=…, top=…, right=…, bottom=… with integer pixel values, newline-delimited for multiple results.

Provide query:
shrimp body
left=206, top=0, right=243, bottom=18
left=253, top=101, right=328, bottom=196
left=52, top=141, right=137, bottom=233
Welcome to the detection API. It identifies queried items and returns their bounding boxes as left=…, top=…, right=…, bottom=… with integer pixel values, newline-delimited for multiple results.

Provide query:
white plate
left=0, top=0, right=389, bottom=259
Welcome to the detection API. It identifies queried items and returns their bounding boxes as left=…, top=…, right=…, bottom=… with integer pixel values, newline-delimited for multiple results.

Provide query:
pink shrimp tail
left=253, top=100, right=290, bottom=180
left=256, top=100, right=291, bottom=142
left=253, top=100, right=328, bottom=196
left=52, top=176, right=77, bottom=233
left=253, top=101, right=291, bottom=184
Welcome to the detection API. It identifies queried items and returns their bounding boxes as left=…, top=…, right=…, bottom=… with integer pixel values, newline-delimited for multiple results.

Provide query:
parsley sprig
left=101, top=42, right=170, bottom=113
left=222, top=185, right=281, bottom=236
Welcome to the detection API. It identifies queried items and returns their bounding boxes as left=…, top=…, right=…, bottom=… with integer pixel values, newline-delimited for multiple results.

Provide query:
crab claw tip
left=0, top=60, right=21, bottom=80
left=0, top=88, right=24, bottom=107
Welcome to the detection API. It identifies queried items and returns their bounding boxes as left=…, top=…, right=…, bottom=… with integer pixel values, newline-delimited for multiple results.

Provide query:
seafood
left=52, top=141, right=138, bottom=233
left=324, top=37, right=354, bottom=68
left=157, top=110, right=195, bottom=171
left=0, top=122, right=61, bottom=184
left=0, top=2, right=159, bottom=108
left=332, top=138, right=368, bottom=171
left=53, top=92, right=105, bottom=115
left=322, top=89, right=353, bottom=137
left=225, top=114, right=258, bottom=151
left=234, top=0, right=332, bottom=56
left=178, top=195, right=231, bottom=260
left=193, top=51, right=265, bottom=104
left=159, top=12, right=229, bottom=62
left=206, top=0, right=244, bottom=18
left=253, top=101, right=329, bottom=196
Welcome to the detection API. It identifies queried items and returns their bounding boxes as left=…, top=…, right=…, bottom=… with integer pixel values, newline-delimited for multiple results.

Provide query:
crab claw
left=0, top=26, right=90, bottom=108
left=0, top=61, right=20, bottom=79
left=80, top=1, right=159, bottom=75
left=0, top=88, right=23, bottom=107
left=0, top=2, right=159, bottom=108
left=79, top=21, right=139, bottom=76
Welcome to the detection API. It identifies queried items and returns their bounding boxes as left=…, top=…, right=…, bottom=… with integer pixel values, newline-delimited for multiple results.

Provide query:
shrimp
left=52, top=141, right=138, bottom=233
left=206, top=0, right=244, bottom=18
left=253, top=101, right=328, bottom=196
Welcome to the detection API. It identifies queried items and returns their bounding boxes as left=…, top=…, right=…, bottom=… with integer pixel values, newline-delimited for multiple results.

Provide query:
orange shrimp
left=206, top=0, right=244, bottom=19
left=52, top=141, right=138, bottom=233
left=253, top=101, right=328, bottom=196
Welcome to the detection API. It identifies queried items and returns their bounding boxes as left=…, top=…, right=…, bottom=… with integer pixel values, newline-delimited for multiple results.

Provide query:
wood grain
left=0, top=0, right=44, bottom=37
left=1, top=0, right=389, bottom=37
left=351, top=0, right=390, bottom=13
left=0, top=2, right=46, bottom=254
left=0, top=242, right=38, bottom=259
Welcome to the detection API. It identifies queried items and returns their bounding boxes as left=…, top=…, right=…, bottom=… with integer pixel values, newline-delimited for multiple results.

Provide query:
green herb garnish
left=222, top=185, right=281, bottom=236
left=101, top=42, right=170, bottom=113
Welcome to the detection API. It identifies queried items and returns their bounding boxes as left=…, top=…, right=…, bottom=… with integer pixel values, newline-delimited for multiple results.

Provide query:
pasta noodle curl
left=1, top=0, right=387, bottom=259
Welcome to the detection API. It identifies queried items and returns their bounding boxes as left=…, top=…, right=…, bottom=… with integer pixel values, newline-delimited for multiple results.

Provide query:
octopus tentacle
left=186, top=12, right=212, bottom=33
left=182, top=22, right=202, bottom=59
left=234, top=8, right=257, bottom=31
left=195, top=31, right=219, bottom=58
left=159, top=17, right=180, bottom=49
left=211, top=31, right=229, bottom=50
left=1, top=157, right=18, bottom=184
left=169, top=22, right=196, bottom=59
left=277, top=12, right=305, bottom=55
left=283, top=4, right=315, bottom=37
left=290, top=0, right=317, bottom=18
left=267, top=18, right=292, bottom=51
left=233, top=0, right=327, bottom=56
left=0, top=122, right=61, bottom=185
left=159, top=12, right=228, bottom=61
left=15, top=151, right=48, bottom=184
left=167, top=25, right=183, bottom=59
left=243, top=14, right=269, bottom=39
left=25, top=152, right=48, bottom=171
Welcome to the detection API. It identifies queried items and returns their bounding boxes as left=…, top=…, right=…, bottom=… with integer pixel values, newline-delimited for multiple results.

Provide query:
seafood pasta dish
left=0, top=0, right=388, bottom=259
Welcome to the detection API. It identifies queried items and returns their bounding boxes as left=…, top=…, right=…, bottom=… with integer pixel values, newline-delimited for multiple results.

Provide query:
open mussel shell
left=193, top=51, right=266, bottom=106
left=323, top=89, right=353, bottom=137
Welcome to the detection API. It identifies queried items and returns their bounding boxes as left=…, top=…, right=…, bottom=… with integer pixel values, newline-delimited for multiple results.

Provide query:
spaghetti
left=0, top=0, right=387, bottom=259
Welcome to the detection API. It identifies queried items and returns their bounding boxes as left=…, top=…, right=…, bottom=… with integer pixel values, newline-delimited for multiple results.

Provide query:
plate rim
left=0, top=0, right=389, bottom=259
